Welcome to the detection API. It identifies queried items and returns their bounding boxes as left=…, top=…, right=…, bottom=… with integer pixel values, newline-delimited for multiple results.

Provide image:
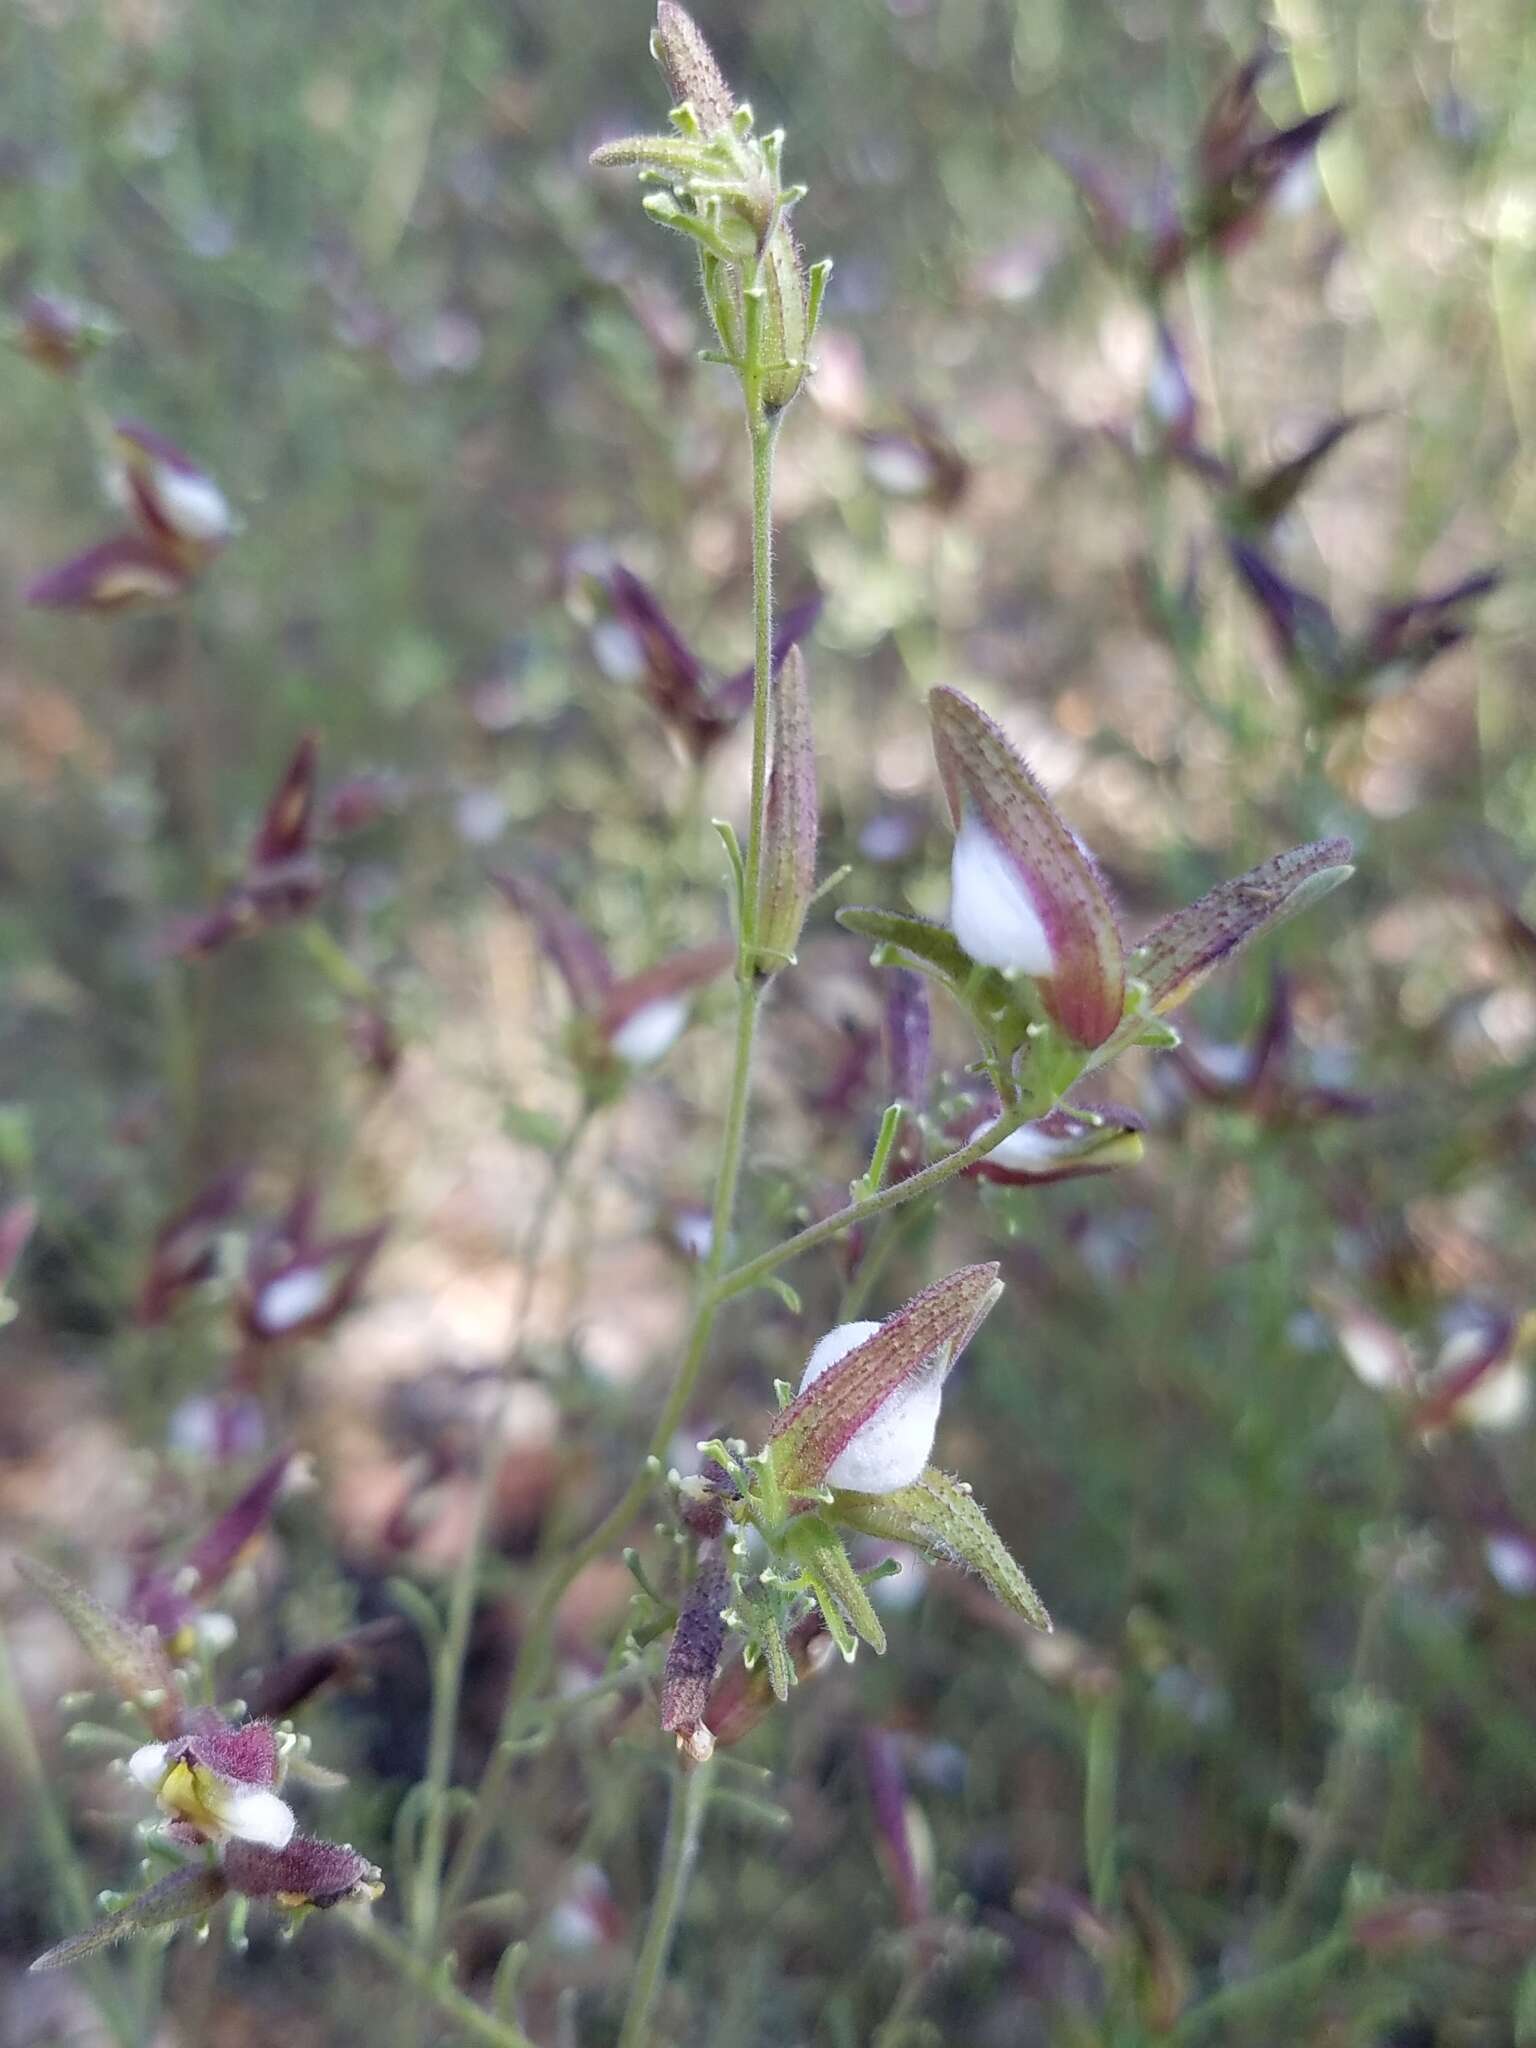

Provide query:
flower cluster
left=493, top=867, right=734, bottom=1097
left=659, top=1266, right=1049, bottom=1758
left=19, top=1558, right=381, bottom=1972
left=590, top=1, right=831, bottom=420
left=28, top=421, right=233, bottom=612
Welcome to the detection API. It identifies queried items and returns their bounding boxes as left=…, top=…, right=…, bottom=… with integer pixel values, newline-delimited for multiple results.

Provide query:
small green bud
left=755, top=647, right=818, bottom=973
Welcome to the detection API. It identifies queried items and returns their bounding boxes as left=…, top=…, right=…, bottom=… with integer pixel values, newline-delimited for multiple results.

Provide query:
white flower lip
left=216, top=1783, right=296, bottom=1848
left=153, top=466, right=232, bottom=545
left=256, top=1266, right=334, bottom=1333
left=948, top=810, right=1055, bottom=976
left=128, top=1739, right=295, bottom=1848
left=798, top=1319, right=942, bottom=1495
left=128, top=1741, right=170, bottom=1790
left=983, top=1119, right=1075, bottom=1172
left=610, top=994, right=690, bottom=1065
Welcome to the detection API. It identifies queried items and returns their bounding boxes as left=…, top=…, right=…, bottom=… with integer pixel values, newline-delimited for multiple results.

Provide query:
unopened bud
left=755, top=647, right=818, bottom=972
left=931, top=686, right=1125, bottom=1048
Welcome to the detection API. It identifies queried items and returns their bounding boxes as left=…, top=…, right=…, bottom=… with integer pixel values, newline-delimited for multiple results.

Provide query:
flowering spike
left=768, top=1265, right=1002, bottom=1496
left=929, top=687, right=1124, bottom=1048
left=755, top=646, right=818, bottom=972
left=834, top=1466, right=1051, bottom=1632
left=16, top=1557, right=182, bottom=1738
left=1132, top=838, right=1354, bottom=1016
left=29, top=1867, right=229, bottom=1972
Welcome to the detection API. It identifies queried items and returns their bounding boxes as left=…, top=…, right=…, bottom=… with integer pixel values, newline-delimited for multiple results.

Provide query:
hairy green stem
left=712, top=1098, right=1032, bottom=1306
left=614, top=1764, right=712, bottom=2048
left=348, top=1912, right=538, bottom=2048
left=440, top=392, right=782, bottom=1923
left=738, top=412, right=780, bottom=964
left=409, top=1111, right=593, bottom=1957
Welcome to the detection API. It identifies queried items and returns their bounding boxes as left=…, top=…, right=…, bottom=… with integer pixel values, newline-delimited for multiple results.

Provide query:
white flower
left=948, top=810, right=1054, bottom=976
left=253, top=1266, right=334, bottom=1335
left=982, top=1119, right=1076, bottom=1173
left=128, top=1739, right=295, bottom=1849
left=151, top=466, right=233, bottom=545
left=797, top=1320, right=942, bottom=1494
left=610, top=994, right=689, bottom=1065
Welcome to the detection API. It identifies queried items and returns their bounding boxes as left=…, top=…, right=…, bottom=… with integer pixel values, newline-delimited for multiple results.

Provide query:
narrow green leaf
left=31, top=1868, right=228, bottom=1972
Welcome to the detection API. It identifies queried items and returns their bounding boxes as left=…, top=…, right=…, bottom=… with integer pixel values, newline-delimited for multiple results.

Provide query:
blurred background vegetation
left=4, top=0, right=1536, bottom=2041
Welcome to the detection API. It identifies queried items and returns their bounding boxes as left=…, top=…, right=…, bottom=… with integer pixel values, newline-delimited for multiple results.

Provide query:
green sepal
left=832, top=1467, right=1051, bottom=1633
left=837, top=905, right=973, bottom=986
left=740, top=1583, right=792, bottom=1701
left=785, top=1516, right=887, bottom=1657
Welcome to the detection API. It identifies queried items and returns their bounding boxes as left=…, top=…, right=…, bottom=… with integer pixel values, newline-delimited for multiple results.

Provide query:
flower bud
left=111, top=421, right=233, bottom=561
left=1131, top=837, right=1353, bottom=1016
left=10, top=291, right=114, bottom=376
left=931, top=686, right=1125, bottom=1048
left=768, top=1265, right=1002, bottom=1497
left=659, top=1543, right=729, bottom=1756
left=703, top=1611, right=832, bottom=1747
left=755, top=646, right=818, bottom=972
left=651, top=1, right=734, bottom=136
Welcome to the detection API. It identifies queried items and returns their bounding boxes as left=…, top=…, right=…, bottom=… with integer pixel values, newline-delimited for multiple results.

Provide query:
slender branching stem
left=347, top=1912, right=538, bottom=2048
left=711, top=1097, right=1033, bottom=1306
left=409, top=1110, right=595, bottom=1956
left=442, top=379, right=780, bottom=1921
left=613, top=1763, right=712, bottom=2048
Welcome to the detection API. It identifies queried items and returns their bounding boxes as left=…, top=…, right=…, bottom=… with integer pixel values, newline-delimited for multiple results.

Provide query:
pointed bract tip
left=1133, top=837, right=1354, bottom=1015
left=652, top=2, right=735, bottom=135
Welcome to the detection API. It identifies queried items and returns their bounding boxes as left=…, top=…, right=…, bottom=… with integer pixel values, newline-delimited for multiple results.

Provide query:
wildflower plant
left=14, top=8, right=1480, bottom=2047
